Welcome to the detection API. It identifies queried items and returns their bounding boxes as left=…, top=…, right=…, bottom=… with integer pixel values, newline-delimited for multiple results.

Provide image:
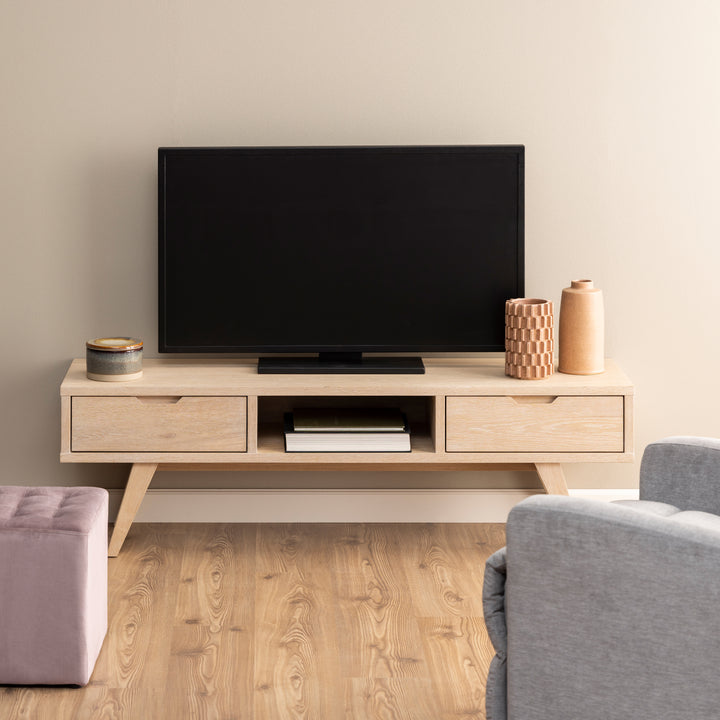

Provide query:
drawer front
left=446, top=395, right=624, bottom=452
left=72, top=396, right=247, bottom=452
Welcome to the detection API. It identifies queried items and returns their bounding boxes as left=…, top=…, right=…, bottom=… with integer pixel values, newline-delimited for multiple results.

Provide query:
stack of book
left=284, top=408, right=411, bottom=452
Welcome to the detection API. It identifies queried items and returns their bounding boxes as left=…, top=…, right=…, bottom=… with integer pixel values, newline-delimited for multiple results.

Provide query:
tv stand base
left=258, top=354, right=425, bottom=374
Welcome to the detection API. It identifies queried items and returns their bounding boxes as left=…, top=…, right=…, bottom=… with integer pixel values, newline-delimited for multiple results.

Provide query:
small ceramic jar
left=86, top=338, right=143, bottom=381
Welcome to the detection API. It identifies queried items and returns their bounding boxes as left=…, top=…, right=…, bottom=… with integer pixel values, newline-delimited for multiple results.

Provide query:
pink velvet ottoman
left=0, top=486, right=108, bottom=686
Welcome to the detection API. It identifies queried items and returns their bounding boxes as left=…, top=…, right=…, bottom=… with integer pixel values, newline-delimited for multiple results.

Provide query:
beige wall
left=2, top=1, right=719, bottom=494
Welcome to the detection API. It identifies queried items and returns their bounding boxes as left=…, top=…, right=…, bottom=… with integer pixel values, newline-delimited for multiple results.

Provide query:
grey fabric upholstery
left=640, top=436, right=720, bottom=514
left=483, top=437, right=720, bottom=720
left=483, top=549, right=508, bottom=720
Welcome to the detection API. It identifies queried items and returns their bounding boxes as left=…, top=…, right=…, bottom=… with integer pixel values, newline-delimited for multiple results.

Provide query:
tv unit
left=158, top=145, right=524, bottom=373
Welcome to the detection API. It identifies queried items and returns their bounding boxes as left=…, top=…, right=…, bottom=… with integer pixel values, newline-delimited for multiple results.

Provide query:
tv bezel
left=158, top=145, right=525, bottom=365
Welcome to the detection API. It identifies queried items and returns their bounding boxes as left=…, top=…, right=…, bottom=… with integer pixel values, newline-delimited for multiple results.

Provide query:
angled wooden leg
left=108, top=463, right=158, bottom=557
left=535, top=463, right=569, bottom=495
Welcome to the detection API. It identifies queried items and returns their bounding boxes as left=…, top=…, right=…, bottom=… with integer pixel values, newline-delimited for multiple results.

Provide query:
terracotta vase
left=504, top=298, right=554, bottom=380
left=558, top=279, right=604, bottom=375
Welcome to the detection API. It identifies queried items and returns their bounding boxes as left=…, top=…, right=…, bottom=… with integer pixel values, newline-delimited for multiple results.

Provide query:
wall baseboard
left=109, top=487, right=640, bottom=524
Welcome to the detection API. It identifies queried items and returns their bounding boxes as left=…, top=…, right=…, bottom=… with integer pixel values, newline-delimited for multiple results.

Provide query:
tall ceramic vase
left=558, top=279, right=604, bottom=375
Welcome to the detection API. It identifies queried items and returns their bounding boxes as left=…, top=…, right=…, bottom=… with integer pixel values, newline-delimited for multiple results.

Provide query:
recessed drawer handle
left=136, top=396, right=183, bottom=405
left=510, top=396, right=559, bottom=405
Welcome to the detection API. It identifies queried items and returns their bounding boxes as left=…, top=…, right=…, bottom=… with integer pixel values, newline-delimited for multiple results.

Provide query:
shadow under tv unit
left=60, top=357, right=634, bottom=556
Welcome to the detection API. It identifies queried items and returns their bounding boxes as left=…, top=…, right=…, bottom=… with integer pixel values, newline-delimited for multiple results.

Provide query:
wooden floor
left=1, top=522, right=506, bottom=720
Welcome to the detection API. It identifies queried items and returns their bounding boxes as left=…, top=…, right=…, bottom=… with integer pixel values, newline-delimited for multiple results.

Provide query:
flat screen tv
left=158, top=145, right=524, bottom=373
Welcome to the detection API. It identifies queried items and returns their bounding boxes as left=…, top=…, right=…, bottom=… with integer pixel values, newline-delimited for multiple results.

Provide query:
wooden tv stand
left=60, top=357, right=633, bottom=555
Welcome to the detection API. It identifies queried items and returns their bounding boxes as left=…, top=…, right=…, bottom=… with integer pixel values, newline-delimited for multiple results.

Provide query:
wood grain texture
left=344, top=678, right=443, bottom=720
left=71, top=396, right=247, bottom=452
left=169, top=524, right=255, bottom=719
left=331, top=525, right=426, bottom=681
left=60, top=354, right=633, bottom=557
left=254, top=524, right=344, bottom=719
left=61, top=358, right=633, bottom=468
left=417, top=616, right=494, bottom=720
left=61, top=357, right=633, bottom=396
left=108, top=463, right=158, bottom=557
left=446, top=395, right=624, bottom=452
left=535, top=462, right=570, bottom=495
left=402, top=523, right=487, bottom=618
left=0, top=523, right=505, bottom=719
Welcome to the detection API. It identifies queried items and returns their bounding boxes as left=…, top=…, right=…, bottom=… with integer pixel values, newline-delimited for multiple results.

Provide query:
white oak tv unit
left=60, top=358, right=633, bottom=555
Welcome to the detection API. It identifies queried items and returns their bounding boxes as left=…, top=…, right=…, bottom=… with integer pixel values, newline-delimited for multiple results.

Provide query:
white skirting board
left=108, top=488, right=640, bottom=524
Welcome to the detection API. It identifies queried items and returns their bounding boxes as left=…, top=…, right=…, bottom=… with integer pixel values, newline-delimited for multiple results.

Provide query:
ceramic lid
left=86, top=337, right=143, bottom=352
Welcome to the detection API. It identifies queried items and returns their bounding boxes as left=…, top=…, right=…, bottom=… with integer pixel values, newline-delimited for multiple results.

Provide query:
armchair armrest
left=640, top=436, right=720, bottom=514
left=482, top=548, right=508, bottom=720
left=502, top=495, right=720, bottom=720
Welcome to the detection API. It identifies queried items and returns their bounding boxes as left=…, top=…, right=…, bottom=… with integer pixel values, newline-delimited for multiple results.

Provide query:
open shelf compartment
left=255, top=395, right=438, bottom=455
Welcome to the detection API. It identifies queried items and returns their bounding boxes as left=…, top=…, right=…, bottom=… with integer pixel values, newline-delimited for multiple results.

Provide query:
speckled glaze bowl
left=86, top=338, right=143, bottom=381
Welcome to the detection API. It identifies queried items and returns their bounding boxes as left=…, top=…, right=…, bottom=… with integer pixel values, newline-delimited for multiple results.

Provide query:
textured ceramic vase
left=558, top=279, right=604, bottom=375
left=505, top=298, right=554, bottom=380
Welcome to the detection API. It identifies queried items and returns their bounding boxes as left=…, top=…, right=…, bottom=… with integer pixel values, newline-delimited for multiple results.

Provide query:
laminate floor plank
left=0, top=522, right=505, bottom=720
left=344, top=678, right=443, bottom=720
left=103, top=524, right=184, bottom=687
left=0, top=686, right=84, bottom=720
left=169, top=524, right=256, bottom=720
left=331, top=524, right=427, bottom=683
left=254, top=524, right=345, bottom=719
left=400, top=523, right=489, bottom=618
left=417, top=616, right=495, bottom=720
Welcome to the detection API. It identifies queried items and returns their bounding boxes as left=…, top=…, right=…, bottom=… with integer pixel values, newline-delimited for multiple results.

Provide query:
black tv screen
left=159, top=145, right=524, bottom=370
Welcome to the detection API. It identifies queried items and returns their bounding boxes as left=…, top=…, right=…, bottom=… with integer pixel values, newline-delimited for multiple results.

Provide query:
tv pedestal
left=60, top=357, right=634, bottom=556
left=258, top=352, right=425, bottom=374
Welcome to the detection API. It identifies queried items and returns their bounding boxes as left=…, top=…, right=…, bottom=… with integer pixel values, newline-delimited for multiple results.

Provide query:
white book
left=284, top=414, right=411, bottom=452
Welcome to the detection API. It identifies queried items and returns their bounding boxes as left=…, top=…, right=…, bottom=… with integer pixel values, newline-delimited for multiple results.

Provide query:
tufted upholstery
left=0, top=485, right=108, bottom=686
left=0, top=486, right=107, bottom=532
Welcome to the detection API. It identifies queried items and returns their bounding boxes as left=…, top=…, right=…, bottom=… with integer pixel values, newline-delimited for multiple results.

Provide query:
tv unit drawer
left=445, top=395, right=624, bottom=453
left=71, top=396, right=247, bottom=452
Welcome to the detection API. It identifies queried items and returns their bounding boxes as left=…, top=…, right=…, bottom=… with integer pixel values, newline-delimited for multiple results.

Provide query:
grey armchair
left=483, top=437, right=720, bottom=720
